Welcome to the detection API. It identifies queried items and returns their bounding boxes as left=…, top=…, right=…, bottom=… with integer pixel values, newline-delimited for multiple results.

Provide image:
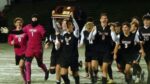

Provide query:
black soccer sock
left=102, top=76, right=107, bottom=84
left=133, top=64, right=138, bottom=77
left=61, top=74, right=70, bottom=84
left=108, top=65, right=113, bottom=79
left=125, top=74, right=132, bottom=84
left=85, top=67, right=88, bottom=73
left=73, top=75, right=80, bottom=84
left=133, top=64, right=142, bottom=77
left=137, top=64, right=142, bottom=77
left=94, top=69, right=98, bottom=76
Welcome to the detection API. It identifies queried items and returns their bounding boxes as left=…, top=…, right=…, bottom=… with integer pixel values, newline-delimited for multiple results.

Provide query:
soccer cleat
left=45, top=70, right=49, bottom=80
left=135, top=78, right=140, bottom=83
left=107, top=79, right=115, bottom=84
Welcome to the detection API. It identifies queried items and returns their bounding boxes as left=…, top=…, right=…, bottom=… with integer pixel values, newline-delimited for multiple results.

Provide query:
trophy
left=52, top=6, right=75, bottom=19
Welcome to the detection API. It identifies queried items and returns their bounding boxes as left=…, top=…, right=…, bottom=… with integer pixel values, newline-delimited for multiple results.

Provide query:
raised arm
left=88, top=26, right=97, bottom=40
left=72, top=16, right=79, bottom=38
left=52, top=18, right=60, bottom=32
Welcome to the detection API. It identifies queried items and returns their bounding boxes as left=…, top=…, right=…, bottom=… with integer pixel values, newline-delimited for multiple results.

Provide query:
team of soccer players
left=7, top=12, right=150, bottom=84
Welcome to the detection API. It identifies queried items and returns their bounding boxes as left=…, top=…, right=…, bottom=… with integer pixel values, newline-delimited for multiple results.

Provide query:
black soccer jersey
left=139, top=26, right=150, bottom=51
left=95, top=25, right=112, bottom=52
left=83, top=31, right=96, bottom=53
left=119, top=33, right=135, bottom=54
left=131, top=30, right=143, bottom=54
left=49, top=34, right=63, bottom=55
left=61, top=32, right=79, bottom=58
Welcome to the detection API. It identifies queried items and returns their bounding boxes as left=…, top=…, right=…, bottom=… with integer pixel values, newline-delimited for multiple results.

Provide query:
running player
left=59, top=14, right=80, bottom=84
left=139, top=13, right=150, bottom=84
left=95, top=13, right=115, bottom=84
left=8, top=17, right=28, bottom=84
left=113, top=22, right=145, bottom=84
left=79, top=18, right=97, bottom=83
left=130, top=21, right=145, bottom=83
left=45, top=31, right=63, bottom=84
left=23, top=14, right=49, bottom=84
left=45, top=13, right=65, bottom=84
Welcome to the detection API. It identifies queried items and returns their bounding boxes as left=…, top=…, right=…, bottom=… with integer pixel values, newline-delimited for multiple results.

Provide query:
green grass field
left=0, top=43, right=148, bottom=84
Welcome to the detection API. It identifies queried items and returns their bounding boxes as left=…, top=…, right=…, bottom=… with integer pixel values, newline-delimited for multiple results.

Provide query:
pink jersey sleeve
left=8, top=34, right=14, bottom=45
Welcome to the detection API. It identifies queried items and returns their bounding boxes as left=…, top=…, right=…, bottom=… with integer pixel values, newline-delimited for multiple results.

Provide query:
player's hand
left=110, top=25, right=115, bottom=32
left=91, top=27, right=95, bottom=32
left=45, top=43, right=49, bottom=49
left=11, top=40, right=14, bottom=45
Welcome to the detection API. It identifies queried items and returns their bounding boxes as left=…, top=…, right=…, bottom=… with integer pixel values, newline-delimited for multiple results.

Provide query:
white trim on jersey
left=72, top=17, right=79, bottom=38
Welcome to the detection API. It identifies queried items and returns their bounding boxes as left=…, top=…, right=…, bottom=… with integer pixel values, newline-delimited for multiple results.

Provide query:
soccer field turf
left=0, top=43, right=148, bottom=84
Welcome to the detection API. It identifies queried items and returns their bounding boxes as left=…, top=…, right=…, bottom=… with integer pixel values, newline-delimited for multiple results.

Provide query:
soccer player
left=79, top=19, right=97, bottom=83
left=59, top=14, right=80, bottom=84
left=45, top=31, right=63, bottom=84
left=23, top=14, right=49, bottom=84
left=95, top=13, right=115, bottom=84
left=114, top=22, right=145, bottom=84
left=8, top=17, right=28, bottom=84
left=139, top=13, right=150, bottom=84
left=130, top=21, right=145, bottom=83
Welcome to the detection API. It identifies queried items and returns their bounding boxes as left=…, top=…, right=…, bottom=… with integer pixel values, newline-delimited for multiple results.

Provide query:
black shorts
left=97, top=51, right=112, bottom=66
left=120, top=53, right=134, bottom=65
left=70, top=57, right=79, bottom=72
left=60, top=56, right=79, bottom=72
left=15, top=55, right=25, bottom=65
left=85, top=52, right=98, bottom=62
left=116, top=53, right=124, bottom=65
left=50, top=52, right=61, bottom=67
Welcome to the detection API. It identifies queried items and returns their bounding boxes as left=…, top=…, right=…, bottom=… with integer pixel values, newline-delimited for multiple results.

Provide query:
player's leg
left=84, top=62, right=89, bottom=77
left=145, top=56, right=150, bottom=84
left=91, top=60, right=98, bottom=83
left=19, top=58, right=26, bottom=83
left=61, top=67, right=70, bottom=84
left=56, top=64, right=61, bottom=84
left=102, top=62, right=109, bottom=84
left=101, top=53, right=112, bottom=84
left=35, top=53, right=49, bottom=80
left=107, top=63, right=114, bottom=84
left=25, top=57, right=33, bottom=84
left=124, top=64, right=132, bottom=84
left=70, top=58, right=80, bottom=84
left=132, top=55, right=142, bottom=83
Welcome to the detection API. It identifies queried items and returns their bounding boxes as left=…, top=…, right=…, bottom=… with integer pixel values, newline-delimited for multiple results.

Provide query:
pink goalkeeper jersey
left=23, top=24, right=45, bottom=57
left=8, top=30, right=28, bottom=56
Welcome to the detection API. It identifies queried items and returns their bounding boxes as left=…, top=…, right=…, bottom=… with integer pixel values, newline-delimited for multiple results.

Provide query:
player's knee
left=19, top=64, right=24, bottom=69
left=50, top=68, right=56, bottom=74
left=19, top=61, right=24, bottom=69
